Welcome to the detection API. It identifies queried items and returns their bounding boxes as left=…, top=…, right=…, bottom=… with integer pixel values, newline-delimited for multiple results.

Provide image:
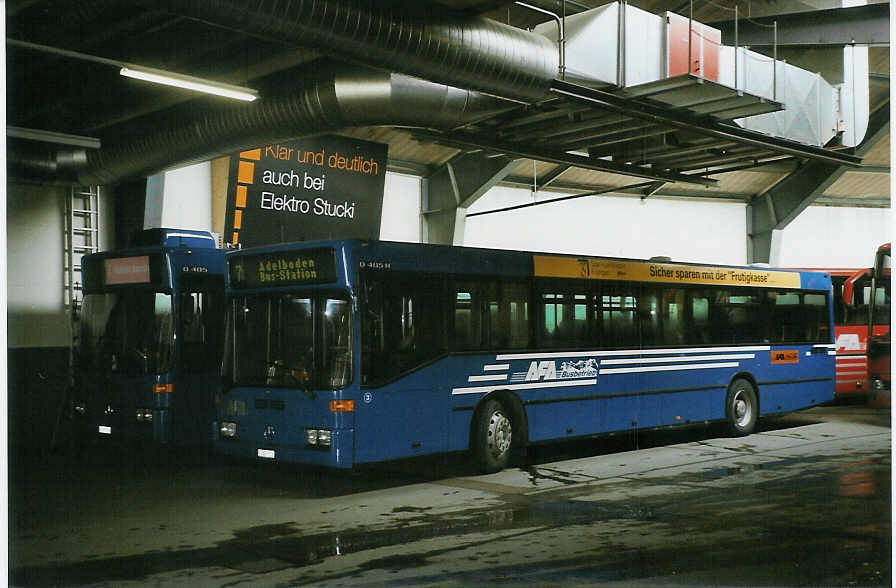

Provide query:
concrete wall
left=5, top=173, right=891, bottom=351
left=145, top=162, right=213, bottom=232
left=464, top=187, right=749, bottom=265
left=8, top=182, right=71, bottom=348
left=773, top=205, right=892, bottom=268
left=380, top=172, right=422, bottom=242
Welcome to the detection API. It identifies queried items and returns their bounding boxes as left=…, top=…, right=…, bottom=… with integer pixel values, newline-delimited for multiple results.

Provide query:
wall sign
left=224, top=135, right=388, bottom=248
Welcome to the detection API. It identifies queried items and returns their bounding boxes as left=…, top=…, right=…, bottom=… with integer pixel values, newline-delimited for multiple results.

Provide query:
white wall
left=145, top=162, right=213, bottom=231
left=773, top=205, right=892, bottom=268
left=7, top=183, right=69, bottom=347
left=379, top=172, right=422, bottom=242
left=464, top=186, right=749, bottom=264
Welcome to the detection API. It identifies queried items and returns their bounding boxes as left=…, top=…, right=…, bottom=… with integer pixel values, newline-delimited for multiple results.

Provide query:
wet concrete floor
left=9, top=403, right=891, bottom=586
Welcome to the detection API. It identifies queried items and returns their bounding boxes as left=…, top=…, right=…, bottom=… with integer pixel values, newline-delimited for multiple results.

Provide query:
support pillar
left=422, top=152, right=519, bottom=245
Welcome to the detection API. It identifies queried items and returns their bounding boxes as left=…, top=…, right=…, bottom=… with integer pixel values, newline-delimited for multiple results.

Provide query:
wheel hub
left=487, top=410, right=512, bottom=457
left=733, top=392, right=752, bottom=427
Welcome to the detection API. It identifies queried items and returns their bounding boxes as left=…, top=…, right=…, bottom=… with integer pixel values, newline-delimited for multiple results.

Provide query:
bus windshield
left=224, top=293, right=352, bottom=389
left=79, top=291, right=174, bottom=374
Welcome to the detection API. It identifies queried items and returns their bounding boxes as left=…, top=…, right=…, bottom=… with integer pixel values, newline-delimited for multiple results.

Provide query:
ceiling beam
left=713, top=3, right=889, bottom=47
left=748, top=102, right=890, bottom=263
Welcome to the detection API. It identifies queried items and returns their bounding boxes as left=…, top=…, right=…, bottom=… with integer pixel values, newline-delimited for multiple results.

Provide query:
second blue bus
left=78, top=228, right=227, bottom=445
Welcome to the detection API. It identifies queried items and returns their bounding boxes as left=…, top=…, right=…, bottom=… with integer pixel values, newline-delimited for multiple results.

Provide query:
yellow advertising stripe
left=533, top=256, right=802, bottom=288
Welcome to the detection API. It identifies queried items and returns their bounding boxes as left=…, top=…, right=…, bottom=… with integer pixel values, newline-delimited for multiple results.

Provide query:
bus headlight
left=136, top=408, right=153, bottom=423
left=220, top=421, right=238, bottom=439
left=306, top=428, right=332, bottom=447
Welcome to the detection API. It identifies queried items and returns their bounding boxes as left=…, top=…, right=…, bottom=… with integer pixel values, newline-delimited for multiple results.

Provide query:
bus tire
left=473, top=398, right=517, bottom=474
left=726, top=378, right=758, bottom=436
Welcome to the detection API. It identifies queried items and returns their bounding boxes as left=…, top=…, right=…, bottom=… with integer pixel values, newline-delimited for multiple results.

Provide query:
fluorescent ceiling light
left=120, top=67, right=258, bottom=102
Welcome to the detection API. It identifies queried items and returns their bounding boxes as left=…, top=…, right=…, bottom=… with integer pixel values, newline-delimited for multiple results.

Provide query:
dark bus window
left=179, top=290, right=223, bottom=373
left=640, top=288, right=662, bottom=347
left=768, top=291, right=829, bottom=343
left=538, top=282, right=590, bottom=349
left=454, top=281, right=481, bottom=350
left=660, top=288, right=688, bottom=346
left=485, top=281, right=530, bottom=349
left=689, top=291, right=711, bottom=345
left=598, top=284, right=638, bottom=348
left=712, top=289, right=765, bottom=344
left=361, top=271, right=445, bottom=386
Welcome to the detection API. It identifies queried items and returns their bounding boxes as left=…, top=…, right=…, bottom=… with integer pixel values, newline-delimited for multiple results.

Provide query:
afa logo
left=525, top=359, right=598, bottom=382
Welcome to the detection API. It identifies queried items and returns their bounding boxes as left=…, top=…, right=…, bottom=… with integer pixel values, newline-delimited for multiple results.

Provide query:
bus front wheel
left=726, top=378, right=758, bottom=436
left=473, top=398, right=516, bottom=474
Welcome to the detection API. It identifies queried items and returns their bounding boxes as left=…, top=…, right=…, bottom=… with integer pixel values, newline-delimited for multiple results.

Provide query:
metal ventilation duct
left=141, top=0, right=561, bottom=103
left=75, top=63, right=512, bottom=185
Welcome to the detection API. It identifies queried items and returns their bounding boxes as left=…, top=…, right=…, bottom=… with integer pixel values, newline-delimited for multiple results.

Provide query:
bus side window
left=804, top=293, right=829, bottom=342
left=689, top=291, right=711, bottom=345
left=598, top=283, right=638, bottom=349
left=769, top=291, right=803, bottom=342
left=489, top=281, right=529, bottom=349
left=661, top=288, right=687, bottom=346
left=454, top=282, right=480, bottom=350
left=640, top=288, right=661, bottom=347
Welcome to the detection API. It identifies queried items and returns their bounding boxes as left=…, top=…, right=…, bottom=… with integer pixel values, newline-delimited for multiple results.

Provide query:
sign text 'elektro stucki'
left=225, top=136, right=388, bottom=248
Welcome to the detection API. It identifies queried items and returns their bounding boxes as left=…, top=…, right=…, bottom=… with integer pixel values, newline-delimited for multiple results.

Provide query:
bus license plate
left=257, top=449, right=275, bottom=459
left=98, top=426, right=112, bottom=435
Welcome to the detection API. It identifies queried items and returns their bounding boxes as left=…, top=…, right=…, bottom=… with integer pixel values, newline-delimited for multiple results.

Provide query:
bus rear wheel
left=473, top=398, right=516, bottom=474
left=726, top=378, right=758, bottom=436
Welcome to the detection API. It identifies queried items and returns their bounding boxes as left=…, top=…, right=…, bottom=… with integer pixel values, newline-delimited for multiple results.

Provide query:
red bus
left=865, top=243, right=890, bottom=405
left=794, top=244, right=890, bottom=401
left=829, top=268, right=872, bottom=397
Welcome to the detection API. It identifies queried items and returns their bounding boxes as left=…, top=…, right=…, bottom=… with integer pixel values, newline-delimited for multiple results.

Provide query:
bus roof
left=227, top=239, right=831, bottom=291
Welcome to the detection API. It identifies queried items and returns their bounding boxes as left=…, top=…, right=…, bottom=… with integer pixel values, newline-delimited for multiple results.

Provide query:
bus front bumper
left=212, top=422, right=355, bottom=468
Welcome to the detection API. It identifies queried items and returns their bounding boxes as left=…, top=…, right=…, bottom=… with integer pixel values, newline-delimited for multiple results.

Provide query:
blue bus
left=77, top=228, right=227, bottom=445
left=214, top=240, right=835, bottom=472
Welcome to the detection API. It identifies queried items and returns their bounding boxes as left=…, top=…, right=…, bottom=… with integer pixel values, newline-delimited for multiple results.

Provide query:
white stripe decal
left=837, top=370, right=869, bottom=376
left=600, top=353, right=754, bottom=365
left=827, top=351, right=838, bottom=356
left=483, top=364, right=510, bottom=371
left=468, top=374, right=509, bottom=382
left=167, top=232, right=216, bottom=241
left=599, top=362, right=740, bottom=375
left=496, top=346, right=770, bottom=360
left=452, top=379, right=597, bottom=396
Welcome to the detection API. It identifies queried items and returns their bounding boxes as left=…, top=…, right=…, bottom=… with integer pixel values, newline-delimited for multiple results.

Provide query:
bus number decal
left=771, top=350, right=799, bottom=364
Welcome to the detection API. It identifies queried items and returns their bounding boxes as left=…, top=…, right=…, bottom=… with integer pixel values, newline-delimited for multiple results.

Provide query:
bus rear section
left=867, top=243, right=890, bottom=406
left=77, top=229, right=225, bottom=446
left=214, top=245, right=357, bottom=467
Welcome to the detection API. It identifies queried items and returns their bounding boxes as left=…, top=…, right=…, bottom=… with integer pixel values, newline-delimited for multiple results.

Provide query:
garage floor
left=10, top=403, right=890, bottom=587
